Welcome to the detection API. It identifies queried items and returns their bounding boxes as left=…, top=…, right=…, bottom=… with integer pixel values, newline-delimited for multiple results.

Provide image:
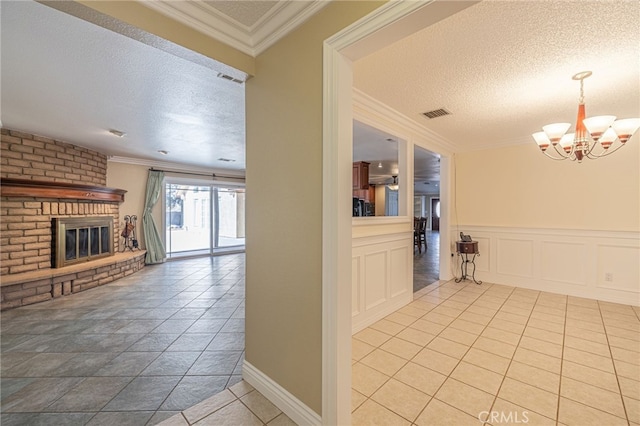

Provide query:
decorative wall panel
left=451, top=226, right=640, bottom=306
left=596, top=245, right=640, bottom=293
left=496, top=238, right=534, bottom=278
left=541, top=241, right=588, bottom=286
left=352, top=231, right=413, bottom=333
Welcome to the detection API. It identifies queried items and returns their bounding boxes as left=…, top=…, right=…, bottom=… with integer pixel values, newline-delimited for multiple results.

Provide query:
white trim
left=141, top=0, right=329, bottom=57
left=142, top=0, right=254, bottom=56
left=322, top=41, right=353, bottom=426
left=323, top=1, right=479, bottom=423
left=252, top=2, right=330, bottom=56
left=242, top=361, right=321, bottom=426
left=455, top=225, right=640, bottom=241
left=352, top=216, right=411, bottom=227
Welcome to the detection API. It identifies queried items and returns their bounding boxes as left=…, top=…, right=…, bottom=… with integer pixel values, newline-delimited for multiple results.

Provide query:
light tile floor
left=1, top=254, right=248, bottom=425
left=156, top=380, right=295, bottom=426
left=4, top=252, right=639, bottom=426
left=352, top=279, right=640, bottom=425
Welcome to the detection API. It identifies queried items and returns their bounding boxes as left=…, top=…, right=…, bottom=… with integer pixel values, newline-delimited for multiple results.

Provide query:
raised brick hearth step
left=0, top=251, right=146, bottom=310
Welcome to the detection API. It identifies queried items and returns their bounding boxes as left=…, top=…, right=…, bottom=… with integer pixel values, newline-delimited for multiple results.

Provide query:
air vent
left=217, top=73, right=244, bottom=84
left=422, top=108, right=451, bottom=119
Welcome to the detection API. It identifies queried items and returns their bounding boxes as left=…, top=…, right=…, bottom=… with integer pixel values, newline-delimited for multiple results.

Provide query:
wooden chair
left=417, top=217, right=428, bottom=252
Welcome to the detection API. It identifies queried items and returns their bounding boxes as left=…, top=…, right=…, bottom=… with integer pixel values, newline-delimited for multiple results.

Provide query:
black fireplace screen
left=53, top=217, right=114, bottom=267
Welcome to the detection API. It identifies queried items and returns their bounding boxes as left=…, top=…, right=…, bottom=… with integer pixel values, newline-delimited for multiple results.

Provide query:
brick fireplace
left=0, top=128, right=146, bottom=310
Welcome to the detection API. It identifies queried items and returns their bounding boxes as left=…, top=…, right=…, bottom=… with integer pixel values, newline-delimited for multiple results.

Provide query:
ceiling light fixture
left=532, top=71, right=640, bottom=162
left=157, top=150, right=168, bottom=155
left=387, top=175, right=399, bottom=191
left=108, top=129, right=126, bottom=138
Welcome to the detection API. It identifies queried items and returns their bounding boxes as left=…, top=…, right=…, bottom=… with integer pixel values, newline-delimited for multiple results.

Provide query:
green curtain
left=142, top=170, right=166, bottom=264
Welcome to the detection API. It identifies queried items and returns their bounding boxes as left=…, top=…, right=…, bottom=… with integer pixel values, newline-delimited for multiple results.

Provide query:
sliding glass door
left=165, top=181, right=245, bottom=257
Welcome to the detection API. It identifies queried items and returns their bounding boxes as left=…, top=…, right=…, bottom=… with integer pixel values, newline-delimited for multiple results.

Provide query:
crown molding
left=139, top=0, right=328, bottom=58
left=251, top=1, right=329, bottom=56
left=108, top=156, right=245, bottom=179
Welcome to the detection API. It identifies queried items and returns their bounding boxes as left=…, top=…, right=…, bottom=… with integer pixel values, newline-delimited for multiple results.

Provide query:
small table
left=455, top=241, right=482, bottom=285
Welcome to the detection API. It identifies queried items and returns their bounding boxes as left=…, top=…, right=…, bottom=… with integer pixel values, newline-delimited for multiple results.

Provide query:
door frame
left=322, top=1, right=476, bottom=423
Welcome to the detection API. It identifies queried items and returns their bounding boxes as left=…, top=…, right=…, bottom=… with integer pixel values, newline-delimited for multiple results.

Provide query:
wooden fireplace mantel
left=0, top=178, right=127, bottom=202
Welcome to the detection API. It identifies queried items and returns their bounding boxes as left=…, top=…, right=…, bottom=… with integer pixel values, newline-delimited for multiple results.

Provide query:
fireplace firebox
left=53, top=217, right=114, bottom=268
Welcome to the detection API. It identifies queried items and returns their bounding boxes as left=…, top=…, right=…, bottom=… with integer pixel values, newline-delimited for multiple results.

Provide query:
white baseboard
left=351, top=292, right=413, bottom=334
left=242, top=360, right=322, bottom=426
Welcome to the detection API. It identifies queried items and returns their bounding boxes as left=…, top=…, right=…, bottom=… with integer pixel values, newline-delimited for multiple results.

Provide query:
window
left=165, top=181, right=245, bottom=257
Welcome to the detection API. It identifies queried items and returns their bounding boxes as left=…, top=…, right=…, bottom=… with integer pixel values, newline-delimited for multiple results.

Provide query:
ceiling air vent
left=217, top=73, right=244, bottom=84
left=422, top=108, right=451, bottom=119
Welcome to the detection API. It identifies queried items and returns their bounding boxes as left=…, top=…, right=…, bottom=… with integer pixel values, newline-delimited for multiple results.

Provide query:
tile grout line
left=390, top=280, right=512, bottom=423
left=353, top=279, right=471, bottom=422
left=480, top=289, right=542, bottom=425
left=554, top=293, right=569, bottom=426
left=597, top=299, right=632, bottom=426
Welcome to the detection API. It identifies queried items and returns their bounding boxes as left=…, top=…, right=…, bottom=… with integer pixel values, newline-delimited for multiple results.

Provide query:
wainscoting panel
left=390, top=246, right=409, bottom=298
left=451, top=227, right=640, bottom=306
left=352, top=257, right=361, bottom=317
left=473, top=236, right=490, bottom=272
left=352, top=231, right=413, bottom=334
left=541, top=241, right=588, bottom=286
left=496, top=238, right=534, bottom=278
left=596, top=245, right=640, bottom=293
left=364, top=251, right=388, bottom=310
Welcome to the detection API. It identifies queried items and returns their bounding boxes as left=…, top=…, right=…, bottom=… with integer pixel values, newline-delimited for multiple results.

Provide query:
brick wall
left=1, top=128, right=107, bottom=185
left=1, top=199, right=120, bottom=275
left=1, top=128, right=121, bottom=276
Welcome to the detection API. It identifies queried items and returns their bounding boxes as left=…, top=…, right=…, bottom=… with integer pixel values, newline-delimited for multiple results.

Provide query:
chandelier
left=532, top=71, right=640, bottom=162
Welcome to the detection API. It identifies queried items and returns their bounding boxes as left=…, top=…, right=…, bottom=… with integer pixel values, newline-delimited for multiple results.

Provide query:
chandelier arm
left=541, top=150, right=570, bottom=161
left=581, top=141, right=599, bottom=158
left=584, top=142, right=627, bottom=159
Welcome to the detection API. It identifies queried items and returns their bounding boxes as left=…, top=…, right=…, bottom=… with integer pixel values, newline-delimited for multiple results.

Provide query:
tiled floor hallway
left=3, top=253, right=639, bottom=425
left=352, top=279, right=640, bottom=425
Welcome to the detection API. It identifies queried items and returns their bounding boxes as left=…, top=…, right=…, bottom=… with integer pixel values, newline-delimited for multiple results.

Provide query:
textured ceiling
left=354, top=0, right=640, bottom=152
left=3, top=0, right=637, bottom=181
left=1, top=0, right=246, bottom=171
